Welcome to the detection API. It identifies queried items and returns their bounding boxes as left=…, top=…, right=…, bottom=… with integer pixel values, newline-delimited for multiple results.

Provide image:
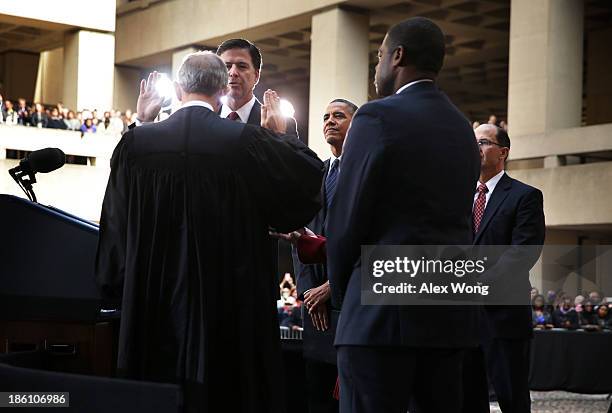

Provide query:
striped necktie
left=325, top=158, right=340, bottom=210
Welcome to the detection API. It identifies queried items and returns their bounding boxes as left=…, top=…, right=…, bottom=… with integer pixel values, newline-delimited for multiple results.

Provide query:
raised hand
left=136, top=71, right=165, bottom=123
left=261, top=89, right=287, bottom=134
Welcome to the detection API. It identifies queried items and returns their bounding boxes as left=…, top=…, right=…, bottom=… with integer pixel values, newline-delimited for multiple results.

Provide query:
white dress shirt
left=473, top=170, right=505, bottom=210
left=395, top=79, right=434, bottom=95
left=219, top=95, right=256, bottom=123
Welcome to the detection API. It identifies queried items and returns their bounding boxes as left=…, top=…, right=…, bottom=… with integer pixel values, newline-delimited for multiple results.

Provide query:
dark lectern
left=0, top=194, right=116, bottom=376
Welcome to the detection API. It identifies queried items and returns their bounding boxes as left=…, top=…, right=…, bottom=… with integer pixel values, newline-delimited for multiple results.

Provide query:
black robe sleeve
left=244, top=126, right=324, bottom=233
left=95, top=131, right=132, bottom=301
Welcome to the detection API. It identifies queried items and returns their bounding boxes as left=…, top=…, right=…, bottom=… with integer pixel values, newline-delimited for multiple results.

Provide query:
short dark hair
left=216, top=38, right=262, bottom=71
left=329, top=98, right=358, bottom=115
left=386, top=17, right=445, bottom=74
left=495, top=126, right=511, bottom=149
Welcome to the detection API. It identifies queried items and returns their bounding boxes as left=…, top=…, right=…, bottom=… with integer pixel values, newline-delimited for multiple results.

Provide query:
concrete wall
left=113, top=66, right=142, bottom=113
left=2, top=51, right=40, bottom=101
left=512, top=162, right=612, bottom=227
left=115, top=0, right=341, bottom=64
left=0, top=0, right=115, bottom=32
left=0, top=158, right=109, bottom=223
left=509, top=123, right=612, bottom=161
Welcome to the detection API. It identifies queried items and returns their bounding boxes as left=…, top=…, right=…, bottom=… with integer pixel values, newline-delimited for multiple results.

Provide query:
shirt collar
left=395, top=79, right=434, bottom=95
left=477, top=170, right=505, bottom=193
left=329, top=154, right=341, bottom=170
left=174, top=100, right=214, bottom=113
left=220, top=95, right=257, bottom=123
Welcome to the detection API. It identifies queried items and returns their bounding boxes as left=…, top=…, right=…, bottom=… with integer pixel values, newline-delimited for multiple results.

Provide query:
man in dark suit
left=96, top=51, right=323, bottom=412
left=292, top=98, right=357, bottom=413
left=215, top=38, right=299, bottom=290
left=326, top=17, right=481, bottom=413
left=462, top=124, right=545, bottom=413
left=216, top=38, right=298, bottom=135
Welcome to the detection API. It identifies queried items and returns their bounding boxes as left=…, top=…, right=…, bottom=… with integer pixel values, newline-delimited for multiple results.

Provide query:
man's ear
left=173, top=81, right=183, bottom=102
left=501, top=147, right=509, bottom=162
left=253, top=69, right=260, bottom=87
left=391, top=45, right=405, bottom=68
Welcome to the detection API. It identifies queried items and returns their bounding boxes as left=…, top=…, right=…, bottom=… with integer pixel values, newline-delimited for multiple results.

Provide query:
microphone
left=20, top=147, right=66, bottom=174
left=8, top=148, right=66, bottom=203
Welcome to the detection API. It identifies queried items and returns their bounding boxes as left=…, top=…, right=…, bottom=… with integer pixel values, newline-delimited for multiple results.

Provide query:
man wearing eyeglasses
left=462, top=124, right=545, bottom=413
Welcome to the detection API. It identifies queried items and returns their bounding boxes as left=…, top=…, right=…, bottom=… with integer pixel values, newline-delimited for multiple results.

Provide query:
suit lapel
left=246, top=99, right=261, bottom=126
left=474, top=173, right=512, bottom=244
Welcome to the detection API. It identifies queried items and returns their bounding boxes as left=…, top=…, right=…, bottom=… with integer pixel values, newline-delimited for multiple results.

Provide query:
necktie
left=472, top=182, right=489, bottom=234
left=325, top=159, right=340, bottom=210
left=227, top=111, right=240, bottom=121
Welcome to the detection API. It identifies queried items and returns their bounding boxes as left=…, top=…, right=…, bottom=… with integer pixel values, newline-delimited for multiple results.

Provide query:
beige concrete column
left=507, top=0, right=584, bottom=137
left=34, top=47, right=64, bottom=105
left=172, top=47, right=199, bottom=81
left=63, top=30, right=115, bottom=111
left=308, top=7, right=369, bottom=158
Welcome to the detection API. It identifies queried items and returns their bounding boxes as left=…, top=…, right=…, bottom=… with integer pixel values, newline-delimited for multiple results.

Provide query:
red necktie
left=227, top=111, right=240, bottom=121
left=473, top=182, right=489, bottom=234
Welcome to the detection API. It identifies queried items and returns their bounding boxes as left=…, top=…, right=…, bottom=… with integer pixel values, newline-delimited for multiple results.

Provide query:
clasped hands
left=304, top=281, right=331, bottom=331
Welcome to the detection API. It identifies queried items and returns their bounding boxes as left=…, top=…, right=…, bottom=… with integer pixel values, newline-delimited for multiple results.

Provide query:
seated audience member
left=110, top=110, right=125, bottom=134
left=589, top=291, right=603, bottom=305
left=552, top=297, right=579, bottom=329
left=499, top=120, right=508, bottom=131
left=280, top=301, right=303, bottom=330
left=532, top=294, right=553, bottom=329
left=595, top=305, right=611, bottom=331
left=30, top=103, right=48, bottom=128
left=64, top=111, right=81, bottom=130
left=580, top=301, right=598, bottom=330
left=277, top=287, right=296, bottom=309
left=530, top=287, right=539, bottom=301
left=472, top=121, right=480, bottom=129
left=80, top=118, right=97, bottom=135
left=3, top=100, right=18, bottom=125
left=545, top=290, right=557, bottom=312
left=47, top=108, right=68, bottom=129
left=17, top=98, right=30, bottom=125
left=487, top=114, right=497, bottom=125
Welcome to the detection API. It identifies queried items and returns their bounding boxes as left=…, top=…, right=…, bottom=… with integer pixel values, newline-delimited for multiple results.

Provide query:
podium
left=0, top=194, right=116, bottom=376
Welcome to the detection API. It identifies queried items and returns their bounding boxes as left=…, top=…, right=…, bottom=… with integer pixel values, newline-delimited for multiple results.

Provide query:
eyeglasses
left=477, top=139, right=506, bottom=148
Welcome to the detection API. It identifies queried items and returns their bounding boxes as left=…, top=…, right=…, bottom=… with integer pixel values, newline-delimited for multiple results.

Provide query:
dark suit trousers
left=305, top=359, right=339, bottom=413
left=462, top=339, right=531, bottom=413
left=337, top=346, right=465, bottom=413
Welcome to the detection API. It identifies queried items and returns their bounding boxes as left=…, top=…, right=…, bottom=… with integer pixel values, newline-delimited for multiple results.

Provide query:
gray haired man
left=96, top=51, right=323, bottom=412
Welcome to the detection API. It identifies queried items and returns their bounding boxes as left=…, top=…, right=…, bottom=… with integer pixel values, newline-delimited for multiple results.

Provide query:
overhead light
left=154, top=73, right=174, bottom=110
left=280, top=99, right=295, bottom=118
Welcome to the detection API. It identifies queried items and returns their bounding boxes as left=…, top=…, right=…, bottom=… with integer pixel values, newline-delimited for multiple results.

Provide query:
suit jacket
left=292, top=158, right=337, bottom=363
left=473, top=172, right=545, bottom=339
left=327, top=82, right=481, bottom=348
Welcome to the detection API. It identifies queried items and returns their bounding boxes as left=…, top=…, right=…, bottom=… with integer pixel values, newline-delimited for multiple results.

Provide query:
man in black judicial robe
left=95, top=51, right=323, bottom=413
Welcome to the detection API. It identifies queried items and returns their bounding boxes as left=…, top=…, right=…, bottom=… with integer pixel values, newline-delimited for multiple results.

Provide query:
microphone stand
left=8, top=166, right=38, bottom=203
